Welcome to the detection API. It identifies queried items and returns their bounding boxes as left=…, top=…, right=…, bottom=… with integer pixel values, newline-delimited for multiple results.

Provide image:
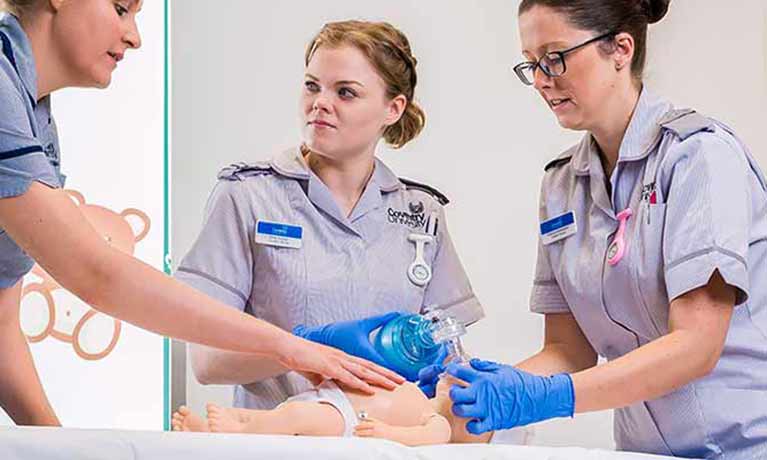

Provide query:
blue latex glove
left=292, top=312, right=402, bottom=367
left=447, top=358, right=574, bottom=434
left=417, top=346, right=448, bottom=398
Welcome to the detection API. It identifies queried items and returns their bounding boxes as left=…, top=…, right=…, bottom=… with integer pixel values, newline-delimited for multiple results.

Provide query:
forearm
left=516, top=343, right=596, bottom=376
left=0, top=284, right=59, bottom=426
left=190, top=344, right=289, bottom=385
left=0, top=184, right=292, bottom=357
left=572, top=329, right=718, bottom=413
left=83, top=249, right=290, bottom=356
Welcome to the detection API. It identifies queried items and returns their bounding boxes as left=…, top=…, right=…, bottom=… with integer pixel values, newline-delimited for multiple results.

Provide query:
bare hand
left=354, top=416, right=394, bottom=440
left=278, top=336, right=404, bottom=394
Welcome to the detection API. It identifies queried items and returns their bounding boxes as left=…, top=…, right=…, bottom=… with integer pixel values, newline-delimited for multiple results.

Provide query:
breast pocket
left=252, top=244, right=307, bottom=327
left=630, top=203, right=670, bottom=338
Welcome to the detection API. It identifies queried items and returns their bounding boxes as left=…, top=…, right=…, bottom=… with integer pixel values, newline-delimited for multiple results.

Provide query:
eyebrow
left=128, top=0, right=143, bottom=12
left=522, top=41, right=571, bottom=57
left=304, top=73, right=365, bottom=88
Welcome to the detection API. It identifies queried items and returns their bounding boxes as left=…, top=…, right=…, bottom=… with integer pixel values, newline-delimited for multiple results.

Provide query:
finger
left=452, top=402, right=485, bottom=419
left=361, top=312, right=402, bottom=332
left=470, top=358, right=500, bottom=372
left=418, top=363, right=444, bottom=383
left=418, top=382, right=437, bottom=398
left=331, top=363, right=374, bottom=394
left=466, top=418, right=495, bottom=435
left=351, top=355, right=406, bottom=384
left=449, top=384, right=477, bottom=405
left=434, top=345, right=449, bottom=365
left=446, top=363, right=481, bottom=383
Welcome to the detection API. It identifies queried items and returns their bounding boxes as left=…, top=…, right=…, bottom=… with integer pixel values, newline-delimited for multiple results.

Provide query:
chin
left=90, top=74, right=113, bottom=89
left=555, top=115, right=586, bottom=132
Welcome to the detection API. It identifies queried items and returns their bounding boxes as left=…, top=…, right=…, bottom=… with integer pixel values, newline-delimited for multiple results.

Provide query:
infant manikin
left=172, top=313, right=491, bottom=446
left=172, top=376, right=490, bottom=446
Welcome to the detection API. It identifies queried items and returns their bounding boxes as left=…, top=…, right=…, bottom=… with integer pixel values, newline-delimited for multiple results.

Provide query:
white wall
left=0, top=0, right=167, bottom=429
left=171, top=0, right=767, bottom=449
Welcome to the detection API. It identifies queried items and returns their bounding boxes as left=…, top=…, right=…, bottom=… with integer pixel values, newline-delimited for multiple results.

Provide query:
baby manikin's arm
left=355, top=412, right=451, bottom=447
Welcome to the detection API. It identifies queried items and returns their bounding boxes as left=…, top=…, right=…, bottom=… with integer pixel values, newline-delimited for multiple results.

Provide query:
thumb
left=470, top=358, right=501, bottom=372
left=360, top=311, right=402, bottom=333
left=466, top=418, right=494, bottom=435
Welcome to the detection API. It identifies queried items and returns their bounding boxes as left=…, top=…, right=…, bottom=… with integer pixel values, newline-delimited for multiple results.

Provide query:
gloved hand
left=447, top=358, right=574, bottom=435
left=292, top=312, right=402, bottom=367
left=417, top=346, right=448, bottom=398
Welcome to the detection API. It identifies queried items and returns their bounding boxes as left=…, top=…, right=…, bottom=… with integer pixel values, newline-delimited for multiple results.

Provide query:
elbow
left=695, top=347, right=723, bottom=380
left=189, top=345, right=216, bottom=385
left=65, top=248, right=118, bottom=308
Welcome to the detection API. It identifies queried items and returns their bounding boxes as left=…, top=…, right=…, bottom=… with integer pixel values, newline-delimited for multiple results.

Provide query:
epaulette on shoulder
left=399, top=178, right=449, bottom=206
left=658, top=109, right=715, bottom=141
left=544, top=154, right=573, bottom=172
left=217, top=161, right=274, bottom=181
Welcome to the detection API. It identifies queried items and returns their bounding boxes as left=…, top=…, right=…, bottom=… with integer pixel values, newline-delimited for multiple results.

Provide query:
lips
left=107, top=51, right=124, bottom=63
left=309, top=120, right=336, bottom=129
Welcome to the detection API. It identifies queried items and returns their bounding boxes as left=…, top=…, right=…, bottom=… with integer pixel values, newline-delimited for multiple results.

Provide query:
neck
left=305, top=147, right=376, bottom=217
left=19, top=11, right=68, bottom=99
left=589, top=83, right=642, bottom=176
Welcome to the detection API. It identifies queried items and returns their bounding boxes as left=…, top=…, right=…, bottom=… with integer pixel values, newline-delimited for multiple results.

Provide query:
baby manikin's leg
left=206, top=401, right=345, bottom=436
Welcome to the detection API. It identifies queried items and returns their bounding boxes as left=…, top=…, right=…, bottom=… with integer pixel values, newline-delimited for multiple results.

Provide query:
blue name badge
left=540, top=211, right=577, bottom=245
left=255, top=220, right=303, bottom=249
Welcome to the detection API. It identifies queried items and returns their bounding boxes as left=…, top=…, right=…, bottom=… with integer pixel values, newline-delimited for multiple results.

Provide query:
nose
left=312, top=91, right=331, bottom=113
left=532, top=65, right=552, bottom=92
left=123, top=16, right=142, bottom=50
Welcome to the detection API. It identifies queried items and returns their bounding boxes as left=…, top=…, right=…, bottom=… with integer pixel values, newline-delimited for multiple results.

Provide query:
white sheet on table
left=0, top=427, right=687, bottom=460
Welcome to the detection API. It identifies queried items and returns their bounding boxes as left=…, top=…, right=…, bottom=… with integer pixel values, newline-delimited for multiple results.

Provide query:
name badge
left=255, top=220, right=303, bottom=249
left=540, top=211, right=577, bottom=245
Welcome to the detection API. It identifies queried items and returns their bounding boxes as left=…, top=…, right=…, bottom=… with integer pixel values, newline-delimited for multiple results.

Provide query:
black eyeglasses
left=513, top=31, right=616, bottom=86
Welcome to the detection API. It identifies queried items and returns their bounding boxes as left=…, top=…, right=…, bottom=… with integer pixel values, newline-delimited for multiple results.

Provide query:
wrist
left=549, top=373, right=575, bottom=418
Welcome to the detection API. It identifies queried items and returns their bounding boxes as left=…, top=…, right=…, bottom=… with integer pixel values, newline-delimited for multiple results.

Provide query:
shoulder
left=543, top=147, right=576, bottom=173
left=397, top=177, right=449, bottom=206
left=539, top=141, right=582, bottom=201
left=217, top=161, right=275, bottom=181
left=656, top=110, right=754, bottom=194
left=0, top=59, right=27, bottom=123
left=659, top=109, right=745, bottom=166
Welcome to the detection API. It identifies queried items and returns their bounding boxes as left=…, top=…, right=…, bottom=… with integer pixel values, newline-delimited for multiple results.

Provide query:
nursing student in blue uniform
left=176, top=20, right=483, bottom=410
left=419, top=1, right=767, bottom=458
left=0, top=0, right=400, bottom=427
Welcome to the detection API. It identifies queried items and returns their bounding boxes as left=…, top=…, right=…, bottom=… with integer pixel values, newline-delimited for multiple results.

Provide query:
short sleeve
left=529, top=183, right=570, bottom=314
left=0, top=63, right=58, bottom=199
left=175, top=180, right=255, bottom=311
left=421, top=205, right=484, bottom=326
left=662, top=132, right=751, bottom=305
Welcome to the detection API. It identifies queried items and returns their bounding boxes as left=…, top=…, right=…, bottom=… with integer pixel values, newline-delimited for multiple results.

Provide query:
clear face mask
left=369, top=308, right=470, bottom=381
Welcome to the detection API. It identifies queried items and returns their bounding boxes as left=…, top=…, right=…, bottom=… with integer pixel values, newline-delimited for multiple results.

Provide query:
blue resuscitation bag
left=371, top=314, right=441, bottom=381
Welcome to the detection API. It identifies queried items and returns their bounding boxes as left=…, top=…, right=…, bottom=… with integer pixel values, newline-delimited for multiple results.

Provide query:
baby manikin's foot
left=207, top=403, right=246, bottom=433
left=171, top=406, right=209, bottom=432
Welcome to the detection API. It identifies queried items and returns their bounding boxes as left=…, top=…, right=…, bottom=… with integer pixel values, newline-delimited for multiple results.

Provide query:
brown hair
left=519, top=0, right=671, bottom=80
left=305, top=20, right=426, bottom=149
left=0, top=0, right=39, bottom=16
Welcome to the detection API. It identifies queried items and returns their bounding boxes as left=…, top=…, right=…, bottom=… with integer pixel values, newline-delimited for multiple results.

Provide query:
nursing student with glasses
left=418, top=1, right=767, bottom=459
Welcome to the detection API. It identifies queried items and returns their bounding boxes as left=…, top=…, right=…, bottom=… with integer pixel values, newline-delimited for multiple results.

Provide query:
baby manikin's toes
left=172, top=406, right=209, bottom=432
left=206, top=404, right=244, bottom=433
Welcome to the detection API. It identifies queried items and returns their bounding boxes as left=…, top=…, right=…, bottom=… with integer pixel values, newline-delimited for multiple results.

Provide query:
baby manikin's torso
left=340, top=381, right=435, bottom=427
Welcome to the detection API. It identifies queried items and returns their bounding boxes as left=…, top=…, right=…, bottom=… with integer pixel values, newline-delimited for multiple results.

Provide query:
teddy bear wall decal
left=20, top=189, right=151, bottom=361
